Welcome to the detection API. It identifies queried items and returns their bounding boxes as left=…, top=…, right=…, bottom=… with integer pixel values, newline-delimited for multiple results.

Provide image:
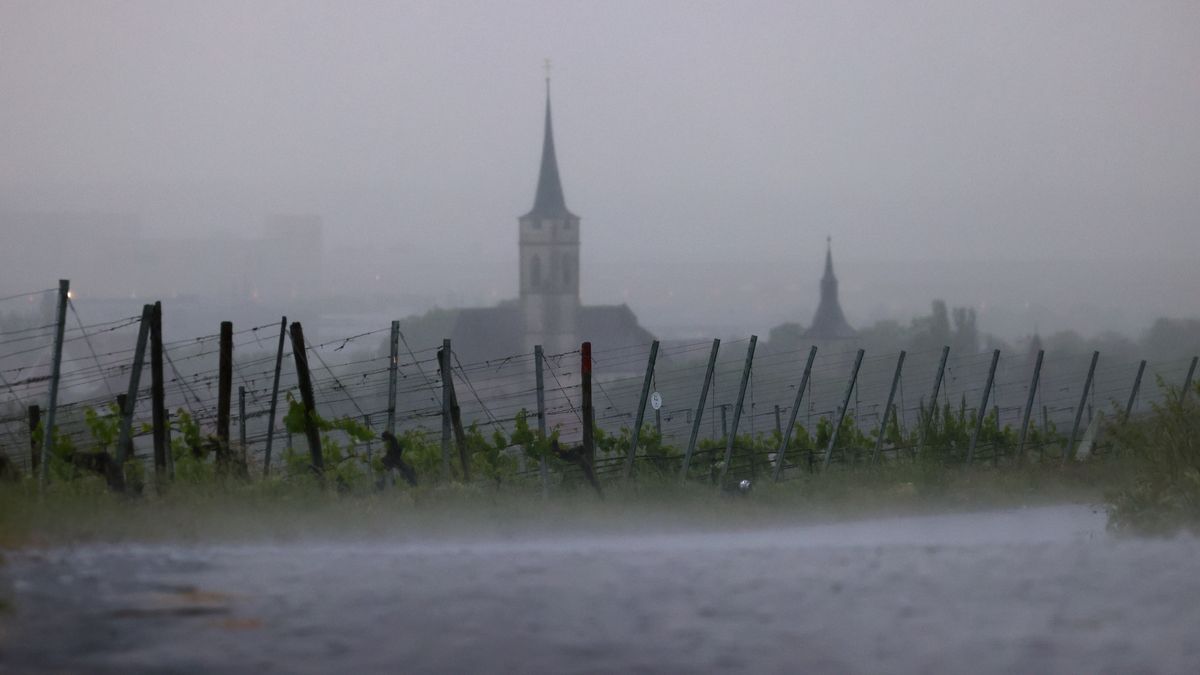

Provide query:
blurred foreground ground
left=2, top=504, right=1198, bottom=673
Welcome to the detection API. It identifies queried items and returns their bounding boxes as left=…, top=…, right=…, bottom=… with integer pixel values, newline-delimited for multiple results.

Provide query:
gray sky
left=3, top=0, right=1199, bottom=337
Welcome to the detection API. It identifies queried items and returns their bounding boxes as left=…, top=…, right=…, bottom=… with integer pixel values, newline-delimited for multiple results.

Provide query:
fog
left=3, top=1, right=1199, bottom=340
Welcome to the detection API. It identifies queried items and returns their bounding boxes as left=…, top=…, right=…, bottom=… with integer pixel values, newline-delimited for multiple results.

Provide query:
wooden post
left=262, top=316, right=287, bottom=478
left=149, top=301, right=167, bottom=482
left=581, top=341, right=595, bottom=467
left=439, top=339, right=452, bottom=480
left=1123, top=360, right=1146, bottom=423
left=772, top=345, right=817, bottom=482
left=1182, top=356, right=1198, bottom=401
left=915, top=346, right=950, bottom=459
left=39, top=279, right=70, bottom=488
left=534, top=345, right=548, bottom=497
left=216, top=321, right=233, bottom=450
left=718, top=336, right=757, bottom=485
left=115, top=304, right=153, bottom=469
left=1016, top=349, right=1044, bottom=463
left=238, top=386, right=247, bottom=449
left=655, top=406, right=662, bottom=435
left=363, top=414, right=373, bottom=465
left=28, top=405, right=41, bottom=474
left=386, top=321, right=400, bottom=436
left=774, top=405, right=783, bottom=438
left=1040, top=405, right=1050, bottom=461
left=822, top=349, right=865, bottom=468
left=872, top=350, right=907, bottom=464
left=288, top=322, right=323, bottom=476
left=623, top=340, right=659, bottom=479
left=164, top=409, right=174, bottom=479
left=1064, top=351, right=1099, bottom=462
left=719, top=404, right=729, bottom=440
left=438, top=342, right=470, bottom=481
left=680, top=339, right=720, bottom=479
left=966, top=349, right=1001, bottom=464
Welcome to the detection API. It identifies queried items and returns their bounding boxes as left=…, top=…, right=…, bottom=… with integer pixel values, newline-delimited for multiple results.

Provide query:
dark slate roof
left=448, top=303, right=656, bottom=365
left=579, top=304, right=656, bottom=352
left=448, top=306, right=524, bottom=362
left=522, top=84, right=575, bottom=220
left=804, top=240, right=856, bottom=340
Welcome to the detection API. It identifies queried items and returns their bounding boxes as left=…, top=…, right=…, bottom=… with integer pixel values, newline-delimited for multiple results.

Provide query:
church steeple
left=518, top=68, right=581, bottom=356
left=805, top=236, right=856, bottom=339
left=524, top=78, right=573, bottom=219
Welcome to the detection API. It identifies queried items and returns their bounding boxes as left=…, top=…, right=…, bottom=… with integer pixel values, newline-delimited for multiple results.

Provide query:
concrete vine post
left=772, top=345, right=817, bottom=482
left=718, top=336, right=757, bottom=485
left=680, top=339, right=720, bottom=479
left=623, top=340, right=659, bottom=480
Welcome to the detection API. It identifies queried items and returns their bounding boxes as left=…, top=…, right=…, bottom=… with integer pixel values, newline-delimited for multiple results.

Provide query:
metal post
left=719, top=404, right=729, bottom=440
left=823, top=349, right=865, bottom=468
left=966, top=349, right=1000, bottom=464
left=115, top=304, right=153, bottom=468
left=1064, top=351, right=1099, bottom=462
left=915, top=346, right=950, bottom=458
left=1016, top=349, right=1044, bottom=463
left=216, top=321, right=233, bottom=449
left=772, top=345, right=817, bottom=482
left=872, top=350, right=906, bottom=464
left=38, top=279, right=69, bottom=488
left=1182, top=356, right=1198, bottom=401
left=150, top=301, right=167, bottom=482
left=262, top=316, right=287, bottom=477
left=680, top=339, right=720, bottom=479
left=719, top=336, right=757, bottom=484
left=623, top=340, right=659, bottom=479
left=288, top=322, right=324, bottom=476
left=534, top=345, right=548, bottom=496
left=1123, top=360, right=1146, bottom=422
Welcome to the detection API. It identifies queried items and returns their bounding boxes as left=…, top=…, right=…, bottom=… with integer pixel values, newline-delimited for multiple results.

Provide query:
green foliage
left=1106, top=380, right=1200, bottom=535
left=82, top=403, right=120, bottom=453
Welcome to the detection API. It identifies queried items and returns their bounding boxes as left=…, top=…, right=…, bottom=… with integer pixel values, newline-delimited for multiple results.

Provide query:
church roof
left=449, top=303, right=654, bottom=366
left=804, top=238, right=856, bottom=339
left=522, top=80, right=575, bottom=220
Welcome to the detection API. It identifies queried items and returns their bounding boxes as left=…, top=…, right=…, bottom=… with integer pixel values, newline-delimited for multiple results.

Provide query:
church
left=804, top=237, right=856, bottom=341
left=447, top=81, right=654, bottom=362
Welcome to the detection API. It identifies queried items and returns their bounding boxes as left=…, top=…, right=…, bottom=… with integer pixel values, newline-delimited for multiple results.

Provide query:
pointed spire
left=805, top=236, right=856, bottom=339
left=524, top=74, right=573, bottom=219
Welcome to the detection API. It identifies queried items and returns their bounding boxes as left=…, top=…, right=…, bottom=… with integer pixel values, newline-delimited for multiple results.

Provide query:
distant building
left=448, top=80, right=653, bottom=363
left=804, top=237, right=856, bottom=340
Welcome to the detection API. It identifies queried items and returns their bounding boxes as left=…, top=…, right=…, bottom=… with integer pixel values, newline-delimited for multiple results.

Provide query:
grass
left=0, top=457, right=1125, bottom=549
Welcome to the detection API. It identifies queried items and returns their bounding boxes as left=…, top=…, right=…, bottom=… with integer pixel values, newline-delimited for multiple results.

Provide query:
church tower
left=804, top=237, right=856, bottom=340
left=519, top=78, right=580, bottom=355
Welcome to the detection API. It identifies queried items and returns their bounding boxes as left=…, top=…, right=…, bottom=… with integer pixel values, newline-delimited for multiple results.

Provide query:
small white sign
left=650, top=391, right=663, bottom=410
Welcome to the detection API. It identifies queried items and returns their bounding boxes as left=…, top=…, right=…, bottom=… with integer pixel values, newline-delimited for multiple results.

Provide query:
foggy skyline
left=3, top=1, right=1199, bottom=339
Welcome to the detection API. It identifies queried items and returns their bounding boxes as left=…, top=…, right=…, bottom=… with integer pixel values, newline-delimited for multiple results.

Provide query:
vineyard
left=1, top=280, right=1198, bottom=498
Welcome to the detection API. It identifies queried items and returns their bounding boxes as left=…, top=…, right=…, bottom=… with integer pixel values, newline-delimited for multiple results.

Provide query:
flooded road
left=3, top=505, right=1198, bottom=673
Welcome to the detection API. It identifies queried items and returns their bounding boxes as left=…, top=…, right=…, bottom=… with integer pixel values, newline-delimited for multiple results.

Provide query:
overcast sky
left=3, top=1, right=1198, bottom=335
